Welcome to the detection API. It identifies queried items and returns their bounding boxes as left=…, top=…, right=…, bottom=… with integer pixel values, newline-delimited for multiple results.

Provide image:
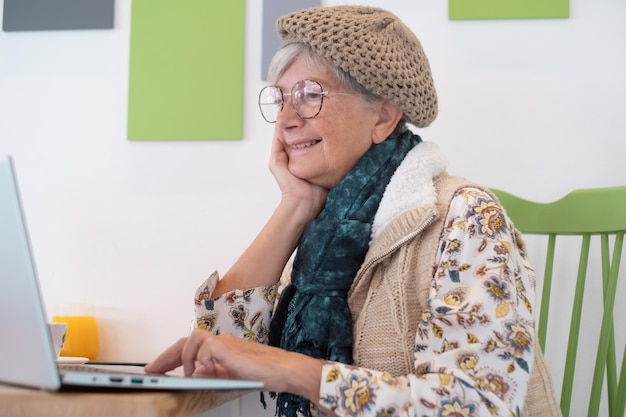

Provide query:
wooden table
left=0, top=384, right=245, bottom=417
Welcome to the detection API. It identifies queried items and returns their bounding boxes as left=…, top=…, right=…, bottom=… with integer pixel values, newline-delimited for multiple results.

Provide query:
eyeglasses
left=258, top=79, right=357, bottom=123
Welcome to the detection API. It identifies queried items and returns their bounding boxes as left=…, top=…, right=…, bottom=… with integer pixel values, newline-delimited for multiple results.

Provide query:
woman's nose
left=276, top=95, right=302, bottom=127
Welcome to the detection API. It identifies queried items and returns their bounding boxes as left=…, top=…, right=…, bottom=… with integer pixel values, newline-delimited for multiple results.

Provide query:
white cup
left=47, top=322, right=67, bottom=358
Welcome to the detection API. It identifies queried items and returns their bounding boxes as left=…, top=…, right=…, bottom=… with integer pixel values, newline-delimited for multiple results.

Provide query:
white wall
left=1, top=1, right=624, bottom=416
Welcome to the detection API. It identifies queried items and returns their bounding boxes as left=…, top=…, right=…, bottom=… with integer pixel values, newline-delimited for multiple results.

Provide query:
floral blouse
left=193, top=188, right=536, bottom=417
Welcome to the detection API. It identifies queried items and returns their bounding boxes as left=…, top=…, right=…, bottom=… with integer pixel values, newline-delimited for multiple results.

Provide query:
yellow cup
left=52, top=304, right=99, bottom=360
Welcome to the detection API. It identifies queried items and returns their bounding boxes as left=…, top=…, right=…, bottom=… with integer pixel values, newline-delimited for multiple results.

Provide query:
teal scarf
left=268, top=131, right=420, bottom=417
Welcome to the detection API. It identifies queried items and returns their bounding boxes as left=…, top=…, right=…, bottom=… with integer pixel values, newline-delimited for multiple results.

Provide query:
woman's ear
left=372, top=100, right=404, bottom=144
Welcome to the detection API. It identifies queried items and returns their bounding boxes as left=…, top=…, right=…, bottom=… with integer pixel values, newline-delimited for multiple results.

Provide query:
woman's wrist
left=277, top=191, right=325, bottom=227
left=280, top=353, right=323, bottom=402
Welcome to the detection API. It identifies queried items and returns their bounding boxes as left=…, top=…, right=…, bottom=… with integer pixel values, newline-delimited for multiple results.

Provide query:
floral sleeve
left=192, top=271, right=278, bottom=344
left=319, top=188, right=536, bottom=416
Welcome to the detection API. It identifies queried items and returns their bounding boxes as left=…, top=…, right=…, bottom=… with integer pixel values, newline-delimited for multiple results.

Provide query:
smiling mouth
left=291, top=140, right=321, bottom=150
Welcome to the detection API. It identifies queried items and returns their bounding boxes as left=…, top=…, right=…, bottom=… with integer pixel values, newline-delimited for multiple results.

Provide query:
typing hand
left=145, top=329, right=322, bottom=400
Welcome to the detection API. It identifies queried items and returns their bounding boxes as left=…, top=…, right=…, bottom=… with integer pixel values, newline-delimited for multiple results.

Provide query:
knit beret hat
left=277, top=5, right=438, bottom=128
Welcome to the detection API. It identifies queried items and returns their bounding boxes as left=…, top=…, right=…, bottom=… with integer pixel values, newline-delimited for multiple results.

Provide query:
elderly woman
left=146, top=6, right=561, bottom=417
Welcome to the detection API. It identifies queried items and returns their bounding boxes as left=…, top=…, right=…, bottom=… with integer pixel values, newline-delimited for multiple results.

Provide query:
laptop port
left=109, top=377, right=124, bottom=383
left=131, top=377, right=143, bottom=384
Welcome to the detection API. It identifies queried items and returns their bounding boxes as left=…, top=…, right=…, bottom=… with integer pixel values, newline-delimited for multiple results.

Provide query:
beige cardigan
left=347, top=173, right=561, bottom=417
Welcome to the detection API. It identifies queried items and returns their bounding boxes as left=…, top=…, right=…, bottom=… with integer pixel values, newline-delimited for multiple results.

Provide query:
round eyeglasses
left=258, top=79, right=357, bottom=123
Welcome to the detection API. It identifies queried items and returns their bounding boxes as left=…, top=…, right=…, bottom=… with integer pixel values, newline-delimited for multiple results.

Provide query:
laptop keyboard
left=58, top=363, right=147, bottom=375
left=59, top=364, right=109, bottom=373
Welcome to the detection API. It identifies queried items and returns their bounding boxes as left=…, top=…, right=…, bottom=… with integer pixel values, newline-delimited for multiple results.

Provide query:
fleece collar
left=371, top=141, right=447, bottom=239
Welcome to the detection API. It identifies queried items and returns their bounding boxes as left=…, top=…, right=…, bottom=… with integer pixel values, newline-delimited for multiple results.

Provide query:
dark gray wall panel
left=261, top=0, right=319, bottom=80
left=3, top=0, right=115, bottom=31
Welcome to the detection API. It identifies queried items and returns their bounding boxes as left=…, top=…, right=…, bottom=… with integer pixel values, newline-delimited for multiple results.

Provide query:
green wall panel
left=128, top=1, right=245, bottom=140
left=449, top=0, right=569, bottom=20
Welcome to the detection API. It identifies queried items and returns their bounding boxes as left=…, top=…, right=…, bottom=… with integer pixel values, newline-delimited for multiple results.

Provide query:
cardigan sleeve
left=318, top=188, right=537, bottom=417
left=192, top=271, right=278, bottom=344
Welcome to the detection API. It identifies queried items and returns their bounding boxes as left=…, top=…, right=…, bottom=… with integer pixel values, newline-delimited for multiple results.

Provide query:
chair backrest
left=491, top=185, right=626, bottom=417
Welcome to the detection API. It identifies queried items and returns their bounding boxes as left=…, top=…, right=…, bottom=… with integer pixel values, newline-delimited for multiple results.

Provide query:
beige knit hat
left=277, top=5, right=438, bottom=128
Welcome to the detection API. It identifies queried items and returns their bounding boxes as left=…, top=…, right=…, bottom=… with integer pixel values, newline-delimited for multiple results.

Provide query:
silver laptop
left=0, top=155, right=264, bottom=391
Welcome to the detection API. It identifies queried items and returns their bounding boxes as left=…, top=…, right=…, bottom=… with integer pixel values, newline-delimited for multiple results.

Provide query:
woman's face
left=273, top=56, right=385, bottom=189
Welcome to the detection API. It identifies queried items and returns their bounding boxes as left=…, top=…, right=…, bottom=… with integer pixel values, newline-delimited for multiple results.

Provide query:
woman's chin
left=287, top=164, right=311, bottom=181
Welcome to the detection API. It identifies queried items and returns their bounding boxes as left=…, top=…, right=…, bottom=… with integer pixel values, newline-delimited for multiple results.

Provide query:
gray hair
left=267, top=43, right=408, bottom=136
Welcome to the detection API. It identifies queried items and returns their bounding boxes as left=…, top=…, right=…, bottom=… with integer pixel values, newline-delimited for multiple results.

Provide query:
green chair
left=491, top=185, right=626, bottom=417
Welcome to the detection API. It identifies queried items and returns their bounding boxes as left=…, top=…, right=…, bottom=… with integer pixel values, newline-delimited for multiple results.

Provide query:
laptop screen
left=0, top=155, right=62, bottom=390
